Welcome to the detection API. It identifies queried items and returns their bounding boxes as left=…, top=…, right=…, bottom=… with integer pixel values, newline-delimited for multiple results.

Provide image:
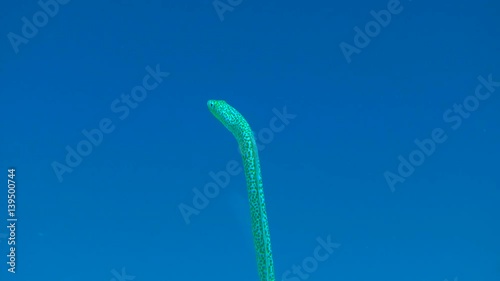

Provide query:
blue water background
left=0, top=0, right=499, bottom=280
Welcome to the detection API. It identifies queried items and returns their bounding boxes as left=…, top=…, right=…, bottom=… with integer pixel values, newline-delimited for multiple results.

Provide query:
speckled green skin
left=207, top=100, right=275, bottom=281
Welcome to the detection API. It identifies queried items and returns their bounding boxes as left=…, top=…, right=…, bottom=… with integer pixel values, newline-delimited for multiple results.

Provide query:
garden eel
left=207, top=100, right=276, bottom=281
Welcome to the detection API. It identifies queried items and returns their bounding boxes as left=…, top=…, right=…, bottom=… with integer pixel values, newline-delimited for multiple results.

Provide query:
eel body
left=207, top=100, right=275, bottom=281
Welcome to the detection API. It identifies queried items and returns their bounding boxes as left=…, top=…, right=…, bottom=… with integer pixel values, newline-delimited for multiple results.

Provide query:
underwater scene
left=1, top=0, right=499, bottom=280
